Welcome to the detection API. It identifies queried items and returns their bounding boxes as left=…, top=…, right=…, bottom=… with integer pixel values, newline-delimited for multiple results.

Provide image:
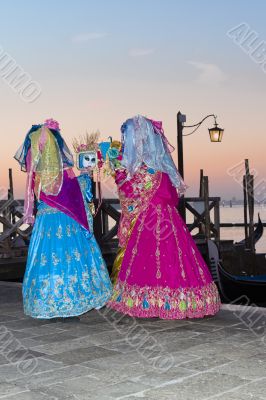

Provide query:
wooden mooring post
left=184, top=167, right=220, bottom=244
left=243, top=159, right=255, bottom=253
left=191, top=169, right=220, bottom=243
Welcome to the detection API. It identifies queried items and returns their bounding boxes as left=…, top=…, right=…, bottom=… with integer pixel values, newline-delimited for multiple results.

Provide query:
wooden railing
left=93, top=199, right=120, bottom=256
left=0, top=199, right=30, bottom=259
left=1, top=167, right=221, bottom=264
left=1, top=195, right=221, bottom=260
left=181, top=196, right=221, bottom=242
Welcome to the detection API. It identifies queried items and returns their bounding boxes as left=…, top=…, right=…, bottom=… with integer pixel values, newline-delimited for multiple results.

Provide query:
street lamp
left=177, top=111, right=224, bottom=221
left=177, top=112, right=224, bottom=180
left=209, top=117, right=224, bottom=143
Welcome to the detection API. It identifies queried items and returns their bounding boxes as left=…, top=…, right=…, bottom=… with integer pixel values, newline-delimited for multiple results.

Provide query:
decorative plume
left=72, top=131, right=100, bottom=153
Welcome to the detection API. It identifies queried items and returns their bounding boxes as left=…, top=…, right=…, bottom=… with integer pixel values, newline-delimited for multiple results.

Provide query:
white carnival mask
left=77, top=150, right=98, bottom=170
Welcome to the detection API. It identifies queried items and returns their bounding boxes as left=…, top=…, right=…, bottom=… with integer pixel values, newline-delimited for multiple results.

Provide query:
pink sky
left=0, top=1, right=266, bottom=202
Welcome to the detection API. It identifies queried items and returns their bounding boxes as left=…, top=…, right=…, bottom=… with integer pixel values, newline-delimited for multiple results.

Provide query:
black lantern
left=208, top=117, right=224, bottom=142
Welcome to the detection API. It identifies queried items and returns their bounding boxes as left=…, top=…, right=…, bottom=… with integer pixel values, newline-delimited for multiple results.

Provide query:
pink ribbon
left=24, top=126, right=47, bottom=225
left=24, top=149, right=35, bottom=224
left=39, top=125, right=48, bottom=151
left=148, top=118, right=175, bottom=153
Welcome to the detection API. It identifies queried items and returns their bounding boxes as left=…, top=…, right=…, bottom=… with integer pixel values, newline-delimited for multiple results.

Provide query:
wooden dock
left=0, top=168, right=222, bottom=280
left=1, top=165, right=264, bottom=281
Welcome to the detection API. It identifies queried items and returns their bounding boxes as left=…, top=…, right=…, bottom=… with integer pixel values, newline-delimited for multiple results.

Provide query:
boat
left=236, top=213, right=264, bottom=246
left=208, top=239, right=266, bottom=305
left=217, top=263, right=266, bottom=304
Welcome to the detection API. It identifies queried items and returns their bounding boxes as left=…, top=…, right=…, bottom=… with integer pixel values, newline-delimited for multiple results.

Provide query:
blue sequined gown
left=23, top=174, right=112, bottom=319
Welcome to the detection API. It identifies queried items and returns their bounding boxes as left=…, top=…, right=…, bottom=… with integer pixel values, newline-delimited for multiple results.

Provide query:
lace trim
left=108, top=280, right=221, bottom=320
left=37, top=207, right=60, bottom=216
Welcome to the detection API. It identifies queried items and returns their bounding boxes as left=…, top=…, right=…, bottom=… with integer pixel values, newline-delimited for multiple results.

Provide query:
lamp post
left=177, top=111, right=224, bottom=220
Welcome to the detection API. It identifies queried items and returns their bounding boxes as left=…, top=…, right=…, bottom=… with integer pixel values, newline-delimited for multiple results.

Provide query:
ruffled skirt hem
left=24, top=292, right=112, bottom=319
left=107, top=281, right=220, bottom=320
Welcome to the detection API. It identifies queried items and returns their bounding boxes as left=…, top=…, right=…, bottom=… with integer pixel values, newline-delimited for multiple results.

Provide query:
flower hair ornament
left=43, top=118, right=60, bottom=131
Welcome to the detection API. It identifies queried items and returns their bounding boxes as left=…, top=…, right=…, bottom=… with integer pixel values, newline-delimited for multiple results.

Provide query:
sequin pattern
left=22, top=174, right=112, bottom=319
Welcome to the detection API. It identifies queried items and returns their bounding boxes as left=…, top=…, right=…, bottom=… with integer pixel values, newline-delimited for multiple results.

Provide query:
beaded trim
left=155, top=204, right=162, bottom=279
left=125, top=210, right=148, bottom=282
left=108, top=280, right=221, bottom=320
left=117, top=168, right=162, bottom=247
left=37, top=207, right=60, bottom=216
left=168, top=205, right=186, bottom=280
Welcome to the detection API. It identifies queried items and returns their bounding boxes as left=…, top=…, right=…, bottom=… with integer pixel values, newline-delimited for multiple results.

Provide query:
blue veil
left=14, top=124, right=74, bottom=171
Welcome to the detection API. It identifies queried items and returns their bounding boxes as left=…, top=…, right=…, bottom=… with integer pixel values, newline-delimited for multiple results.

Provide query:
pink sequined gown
left=108, top=165, right=221, bottom=319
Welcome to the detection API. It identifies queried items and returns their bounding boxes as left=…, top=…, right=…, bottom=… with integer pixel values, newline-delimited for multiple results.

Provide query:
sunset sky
left=0, top=0, right=265, bottom=200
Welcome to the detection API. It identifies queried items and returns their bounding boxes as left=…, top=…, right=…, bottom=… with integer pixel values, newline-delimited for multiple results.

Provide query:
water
left=1, top=203, right=265, bottom=253
left=186, top=205, right=266, bottom=253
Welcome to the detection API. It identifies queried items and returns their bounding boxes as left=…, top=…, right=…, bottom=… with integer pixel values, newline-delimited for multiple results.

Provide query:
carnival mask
left=77, top=150, right=98, bottom=170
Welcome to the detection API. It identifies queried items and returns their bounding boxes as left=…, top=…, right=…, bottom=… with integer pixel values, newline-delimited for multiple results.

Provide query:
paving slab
left=0, top=382, right=27, bottom=398
left=0, top=390, right=55, bottom=399
left=44, top=345, right=122, bottom=365
left=0, top=357, right=63, bottom=383
left=133, top=372, right=251, bottom=400
left=11, top=364, right=95, bottom=390
left=0, top=283, right=266, bottom=400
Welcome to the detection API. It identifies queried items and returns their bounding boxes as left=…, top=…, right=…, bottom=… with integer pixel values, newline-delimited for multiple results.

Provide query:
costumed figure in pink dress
left=107, top=115, right=221, bottom=319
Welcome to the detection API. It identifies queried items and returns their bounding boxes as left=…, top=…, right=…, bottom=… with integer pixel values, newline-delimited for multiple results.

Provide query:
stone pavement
left=0, top=282, right=266, bottom=400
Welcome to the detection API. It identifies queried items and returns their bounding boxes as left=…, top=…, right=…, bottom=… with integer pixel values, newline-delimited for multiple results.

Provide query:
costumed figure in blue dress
left=14, top=119, right=112, bottom=319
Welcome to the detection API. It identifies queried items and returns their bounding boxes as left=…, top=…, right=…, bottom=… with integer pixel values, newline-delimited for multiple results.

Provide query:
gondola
left=236, top=213, right=264, bottom=246
left=208, top=239, right=266, bottom=305
left=217, top=263, right=266, bottom=304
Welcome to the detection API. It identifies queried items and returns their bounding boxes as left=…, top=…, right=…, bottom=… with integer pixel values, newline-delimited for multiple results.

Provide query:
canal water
left=186, top=205, right=266, bottom=253
left=1, top=204, right=266, bottom=253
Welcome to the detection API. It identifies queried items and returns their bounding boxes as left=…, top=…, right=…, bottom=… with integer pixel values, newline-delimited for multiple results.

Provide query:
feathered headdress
left=72, top=131, right=104, bottom=171
left=72, top=131, right=100, bottom=153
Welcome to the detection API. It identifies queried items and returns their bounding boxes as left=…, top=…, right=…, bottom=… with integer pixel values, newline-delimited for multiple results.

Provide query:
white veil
left=121, top=115, right=187, bottom=194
